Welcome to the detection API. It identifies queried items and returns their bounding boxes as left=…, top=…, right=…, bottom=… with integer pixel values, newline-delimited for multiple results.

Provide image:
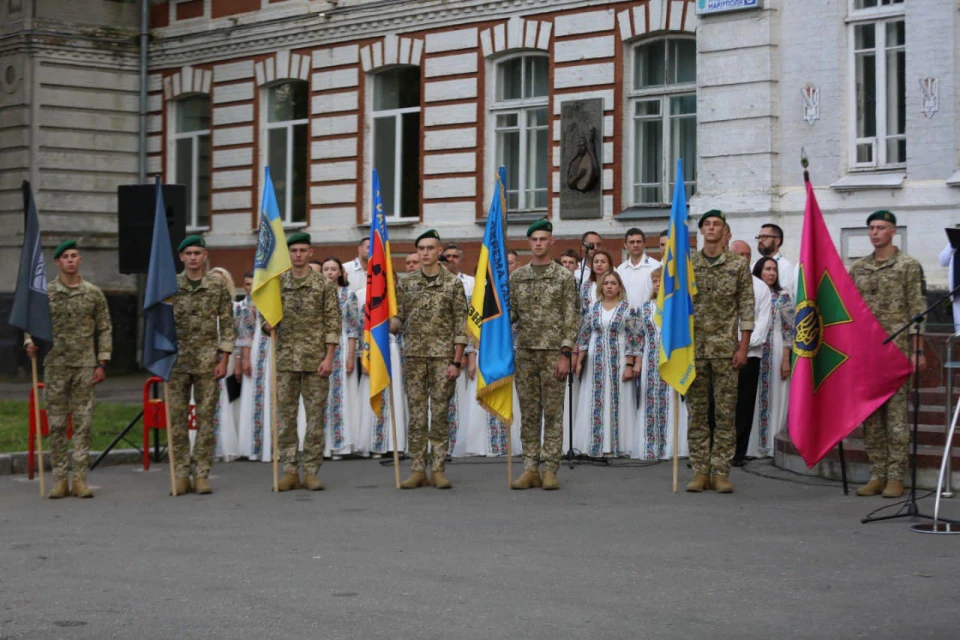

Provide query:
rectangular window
left=371, top=67, right=421, bottom=218
left=265, top=82, right=308, bottom=224
left=850, top=3, right=905, bottom=170
left=173, top=96, right=211, bottom=229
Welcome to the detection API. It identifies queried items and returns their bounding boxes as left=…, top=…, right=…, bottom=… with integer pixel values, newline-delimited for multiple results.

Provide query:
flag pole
left=30, top=357, right=45, bottom=497
left=500, top=169, right=513, bottom=489
left=163, top=382, right=177, bottom=496
left=387, top=385, right=401, bottom=490
left=270, top=333, right=279, bottom=492
left=672, top=389, right=679, bottom=493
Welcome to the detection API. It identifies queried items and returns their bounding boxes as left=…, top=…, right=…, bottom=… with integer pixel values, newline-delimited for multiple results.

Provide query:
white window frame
left=489, top=52, right=549, bottom=213
left=370, top=67, right=421, bottom=220
left=847, top=0, right=906, bottom=171
left=626, top=36, right=697, bottom=207
left=260, top=81, right=308, bottom=227
left=171, top=96, right=211, bottom=231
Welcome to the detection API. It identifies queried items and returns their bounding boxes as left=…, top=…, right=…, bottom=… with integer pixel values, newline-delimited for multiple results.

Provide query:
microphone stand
left=565, top=246, right=587, bottom=468
left=862, top=283, right=960, bottom=526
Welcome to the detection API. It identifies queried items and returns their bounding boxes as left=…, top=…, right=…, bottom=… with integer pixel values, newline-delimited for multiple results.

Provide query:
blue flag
left=8, top=181, right=53, bottom=351
left=143, top=177, right=179, bottom=380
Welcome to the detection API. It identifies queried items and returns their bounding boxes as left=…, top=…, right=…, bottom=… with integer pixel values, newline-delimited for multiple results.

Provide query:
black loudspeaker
left=117, top=184, right=187, bottom=274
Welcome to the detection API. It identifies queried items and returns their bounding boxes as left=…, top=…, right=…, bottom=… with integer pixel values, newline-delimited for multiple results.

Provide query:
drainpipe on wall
left=138, top=0, right=149, bottom=184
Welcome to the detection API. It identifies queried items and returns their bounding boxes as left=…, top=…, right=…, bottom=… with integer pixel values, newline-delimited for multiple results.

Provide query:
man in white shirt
left=345, top=237, right=369, bottom=293
left=573, top=230, right=602, bottom=284
left=756, top=223, right=795, bottom=296
left=730, top=241, right=771, bottom=466
left=941, top=239, right=960, bottom=334
left=442, top=243, right=474, bottom=298
left=616, top=227, right=660, bottom=310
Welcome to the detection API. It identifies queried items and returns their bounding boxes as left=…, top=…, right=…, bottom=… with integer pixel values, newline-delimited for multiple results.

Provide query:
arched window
left=629, top=37, right=696, bottom=205
left=265, top=81, right=308, bottom=224
left=372, top=66, right=420, bottom=218
left=492, top=54, right=548, bottom=212
left=173, top=95, right=211, bottom=229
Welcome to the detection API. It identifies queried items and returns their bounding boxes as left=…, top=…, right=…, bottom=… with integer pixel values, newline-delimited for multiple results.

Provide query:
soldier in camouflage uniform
left=509, top=220, right=580, bottom=491
left=392, top=230, right=467, bottom=490
left=168, top=236, right=234, bottom=496
left=849, top=210, right=927, bottom=498
left=686, top=210, right=755, bottom=494
left=25, top=241, right=112, bottom=499
left=269, top=232, right=340, bottom=492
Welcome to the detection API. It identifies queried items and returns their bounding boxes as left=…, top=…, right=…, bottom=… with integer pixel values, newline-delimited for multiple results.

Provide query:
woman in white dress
left=632, top=268, right=689, bottom=460
left=573, top=271, right=639, bottom=458
left=749, top=257, right=794, bottom=457
left=459, top=339, right=523, bottom=457
left=208, top=267, right=241, bottom=462
left=320, top=257, right=360, bottom=458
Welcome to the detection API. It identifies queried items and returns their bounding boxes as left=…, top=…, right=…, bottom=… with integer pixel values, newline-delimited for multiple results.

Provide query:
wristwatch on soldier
left=451, top=361, right=462, bottom=369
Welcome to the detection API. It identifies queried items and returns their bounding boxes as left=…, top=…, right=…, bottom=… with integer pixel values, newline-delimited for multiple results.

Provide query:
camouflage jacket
left=510, top=261, right=579, bottom=351
left=393, top=267, right=468, bottom=358
left=691, top=250, right=755, bottom=359
left=274, top=270, right=341, bottom=371
left=849, top=249, right=925, bottom=356
left=171, top=272, right=235, bottom=374
left=42, top=278, right=112, bottom=368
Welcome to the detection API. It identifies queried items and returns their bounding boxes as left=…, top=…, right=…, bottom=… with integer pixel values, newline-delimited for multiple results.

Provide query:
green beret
left=53, top=240, right=77, bottom=260
left=177, top=235, right=205, bottom=252
left=415, top=229, right=441, bottom=247
left=286, top=232, right=311, bottom=247
left=866, top=210, right=897, bottom=226
left=526, top=219, right=553, bottom=237
left=697, top=209, right=725, bottom=228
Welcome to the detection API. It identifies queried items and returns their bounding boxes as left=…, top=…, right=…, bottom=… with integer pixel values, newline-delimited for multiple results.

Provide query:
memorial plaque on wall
left=559, top=98, right=603, bottom=220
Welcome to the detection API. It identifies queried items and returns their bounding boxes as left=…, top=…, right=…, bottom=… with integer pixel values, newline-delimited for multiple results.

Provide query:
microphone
left=582, top=241, right=595, bottom=250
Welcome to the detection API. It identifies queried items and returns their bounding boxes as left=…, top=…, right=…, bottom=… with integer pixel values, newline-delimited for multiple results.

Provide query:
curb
left=0, top=449, right=143, bottom=476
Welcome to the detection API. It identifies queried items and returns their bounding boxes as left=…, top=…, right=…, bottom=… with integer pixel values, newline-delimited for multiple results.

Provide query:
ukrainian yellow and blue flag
left=655, top=158, right=697, bottom=394
left=251, top=166, right=291, bottom=327
left=363, top=169, right=398, bottom=418
left=467, top=167, right=514, bottom=424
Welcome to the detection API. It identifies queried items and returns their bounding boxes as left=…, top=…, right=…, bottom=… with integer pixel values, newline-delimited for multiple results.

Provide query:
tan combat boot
left=278, top=472, right=302, bottom=492
left=400, top=471, right=430, bottom=489
left=303, top=474, right=325, bottom=491
left=194, top=477, right=212, bottom=495
left=882, top=479, right=904, bottom=498
left=856, top=477, right=886, bottom=497
left=541, top=470, right=559, bottom=490
left=71, top=477, right=94, bottom=499
left=713, top=474, right=734, bottom=494
left=431, top=470, right=452, bottom=489
left=48, top=478, right=69, bottom=499
left=686, top=473, right=712, bottom=492
left=510, top=470, right=542, bottom=490
left=172, top=477, right=192, bottom=496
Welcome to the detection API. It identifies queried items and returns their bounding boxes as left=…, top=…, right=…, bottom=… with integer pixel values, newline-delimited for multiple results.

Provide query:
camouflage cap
left=53, top=240, right=77, bottom=259
left=415, top=229, right=441, bottom=247
left=178, top=235, right=205, bottom=252
left=287, top=232, right=311, bottom=247
left=526, top=219, right=552, bottom=237
left=866, top=210, right=897, bottom=226
left=698, top=209, right=725, bottom=228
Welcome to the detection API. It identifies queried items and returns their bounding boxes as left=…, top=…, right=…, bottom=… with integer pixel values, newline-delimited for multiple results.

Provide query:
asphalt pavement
left=2, top=459, right=958, bottom=639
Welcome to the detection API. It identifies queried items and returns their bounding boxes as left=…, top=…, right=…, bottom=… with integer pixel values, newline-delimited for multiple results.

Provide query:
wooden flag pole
left=30, top=357, right=45, bottom=498
left=387, top=385, right=401, bottom=490
left=163, top=382, right=177, bottom=496
left=672, top=389, right=679, bottom=493
left=270, top=333, right=279, bottom=492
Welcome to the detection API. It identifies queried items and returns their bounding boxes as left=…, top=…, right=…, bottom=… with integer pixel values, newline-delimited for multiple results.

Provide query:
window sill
left=946, top=170, right=960, bottom=187
left=830, top=172, right=906, bottom=192
left=475, top=211, right=547, bottom=226
left=615, top=206, right=686, bottom=221
left=186, top=226, right=211, bottom=234
left=282, top=222, right=308, bottom=231
left=356, top=219, right=420, bottom=228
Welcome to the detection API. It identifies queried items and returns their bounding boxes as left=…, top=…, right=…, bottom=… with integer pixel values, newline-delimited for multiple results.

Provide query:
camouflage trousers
left=686, top=358, right=737, bottom=476
left=168, top=372, right=218, bottom=479
left=863, top=385, right=909, bottom=481
left=276, top=371, right=328, bottom=476
left=403, top=357, right=456, bottom=472
left=515, top=349, right=565, bottom=473
left=45, top=366, right=95, bottom=482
